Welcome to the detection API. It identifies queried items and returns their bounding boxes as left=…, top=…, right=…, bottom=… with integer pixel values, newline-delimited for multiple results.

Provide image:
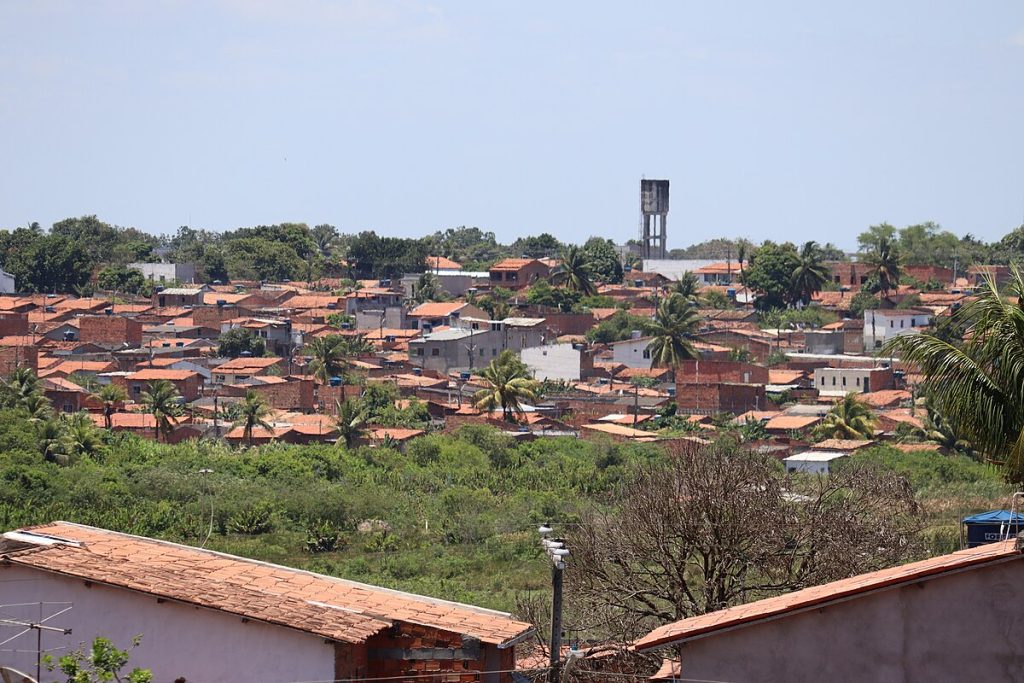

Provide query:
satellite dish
left=0, top=668, right=38, bottom=683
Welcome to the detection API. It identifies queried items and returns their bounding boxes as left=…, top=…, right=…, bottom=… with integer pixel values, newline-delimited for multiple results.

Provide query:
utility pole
left=633, top=382, right=639, bottom=429
left=538, top=524, right=569, bottom=683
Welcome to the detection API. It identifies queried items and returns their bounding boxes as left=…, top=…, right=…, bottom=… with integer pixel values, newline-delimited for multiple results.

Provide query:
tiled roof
left=426, top=256, right=462, bottom=270
left=635, top=540, right=1023, bottom=651
left=582, top=423, right=657, bottom=439
left=1, top=522, right=531, bottom=646
left=214, top=356, right=282, bottom=371
left=861, top=389, right=911, bottom=408
left=813, top=438, right=874, bottom=451
left=409, top=301, right=468, bottom=317
left=765, top=415, right=821, bottom=431
left=127, top=369, right=200, bottom=381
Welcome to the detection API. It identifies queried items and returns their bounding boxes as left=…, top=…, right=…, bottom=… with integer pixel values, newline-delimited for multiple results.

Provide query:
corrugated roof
left=1, top=522, right=531, bottom=646
left=636, top=541, right=1023, bottom=651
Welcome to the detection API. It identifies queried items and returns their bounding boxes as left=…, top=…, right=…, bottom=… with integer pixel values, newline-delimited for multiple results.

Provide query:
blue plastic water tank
left=962, top=510, right=1024, bottom=547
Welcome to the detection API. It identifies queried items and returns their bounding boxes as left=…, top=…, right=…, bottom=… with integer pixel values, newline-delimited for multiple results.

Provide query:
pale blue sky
left=2, top=1, right=1023, bottom=250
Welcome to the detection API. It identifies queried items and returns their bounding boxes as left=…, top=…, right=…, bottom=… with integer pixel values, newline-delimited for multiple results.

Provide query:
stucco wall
left=0, top=565, right=336, bottom=683
left=673, top=556, right=1024, bottom=682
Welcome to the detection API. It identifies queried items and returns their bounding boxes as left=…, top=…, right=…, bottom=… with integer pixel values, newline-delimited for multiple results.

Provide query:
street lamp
left=539, top=523, right=567, bottom=683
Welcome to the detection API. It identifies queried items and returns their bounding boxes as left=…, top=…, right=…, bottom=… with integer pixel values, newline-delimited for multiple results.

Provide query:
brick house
left=0, top=522, right=532, bottom=683
left=488, top=258, right=551, bottom=289
left=79, top=314, right=144, bottom=347
left=211, top=356, right=284, bottom=385
left=152, top=287, right=205, bottom=308
left=118, top=368, right=204, bottom=401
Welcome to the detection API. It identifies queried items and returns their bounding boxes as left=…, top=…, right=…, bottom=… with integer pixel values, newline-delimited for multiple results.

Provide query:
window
left=890, top=320, right=894, bottom=328
left=492, top=348, right=497, bottom=356
left=479, top=348, right=485, bottom=357
left=415, top=348, right=423, bottom=357
left=832, top=377, right=836, bottom=386
left=842, top=377, right=846, bottom=386
left=856, top=377, right=861, bottom=386
left=642, top=349, right=651, bottom=359
left=900, top=320, right=904, bottom=328
left=431, top=348, right=440, bottom=357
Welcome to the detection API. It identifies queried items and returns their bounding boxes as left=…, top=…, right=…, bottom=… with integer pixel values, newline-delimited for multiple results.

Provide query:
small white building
left=863, top=308, right=932, bottom=349
left=522, top=343, right=585, bottom=381
left=783, top=450, right=849, bottom=475
left=0, top=267, right=15, bottom=293
left=610, top=334, right=653, bottom=369
left=128, top=261, right=197, bottom=284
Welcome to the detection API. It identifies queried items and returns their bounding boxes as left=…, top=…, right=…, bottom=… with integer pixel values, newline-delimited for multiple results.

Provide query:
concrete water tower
left=639, top=179, right=669, bottom=260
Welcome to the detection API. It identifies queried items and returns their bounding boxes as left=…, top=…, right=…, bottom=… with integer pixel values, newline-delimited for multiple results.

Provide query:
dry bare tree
left=564, top=440, right=922, bottom=651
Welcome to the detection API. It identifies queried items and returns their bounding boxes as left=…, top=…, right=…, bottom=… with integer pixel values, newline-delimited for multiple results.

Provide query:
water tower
left=639, top=179, right=669, bottom=260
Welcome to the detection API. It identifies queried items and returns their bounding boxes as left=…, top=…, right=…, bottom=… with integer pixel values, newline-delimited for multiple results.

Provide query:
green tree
left=140, top=379, right=183, bottom=442
left=48, top=635, right=152, bottom=683
left=306, top=335, right=348, bottom=383
left=334, top=397, right=367, bottom=448
left=525, top=279, right=581, bottom=312
left=582, top=237, right=624, bottom=284
left=509, top=233, right=562, bottom=259
left=0, top=232, right=92, bottom=293
left=884, top=270, right=1024, bottom=481
left=743, top=242, right=801, bottom=310
left=669, top=271, right=701, bottom=301
left=412, top=272, right=447, bottom=303
left=63, top=411, right=106, bottom=459
left=96, top=266, right=147, bottom=295
left=36, top=417, right=71, bottom=465
left=790, top=241, right=831, bottom=306
left=93, top=383, right=128, bottom=431
left=863, top=236, right=902, bottom=298
left=550, top=245, right=597, bottom=296
left=218, top=328, right=267, bottom=358
left=234, top=391, right=273, bottom=447
left=857, top=223, right=897, bottom=253
left=473, top=350, right=541, bottom=422
left=644, top=293, right=701, bottom=383
left=813, top=393, right=877, bottom=440
left=849, top=290, right=880, bottom=319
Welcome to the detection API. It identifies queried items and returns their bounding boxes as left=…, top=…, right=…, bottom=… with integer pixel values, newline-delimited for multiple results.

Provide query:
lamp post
left=539, top=523, right=568, bottom=683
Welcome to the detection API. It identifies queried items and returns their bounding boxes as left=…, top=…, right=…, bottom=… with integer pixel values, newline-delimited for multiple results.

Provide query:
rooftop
left=0, top=522, right=533, bottom=646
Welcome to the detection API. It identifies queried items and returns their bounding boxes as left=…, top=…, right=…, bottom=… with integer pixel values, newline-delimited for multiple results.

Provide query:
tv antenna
left=0, top=601, right=73, bottom=683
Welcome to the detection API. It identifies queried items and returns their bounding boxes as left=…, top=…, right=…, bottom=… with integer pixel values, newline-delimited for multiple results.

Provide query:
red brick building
left=118, top=368, right=204, bottom=401
left=79, top=315, right=144, bottom=347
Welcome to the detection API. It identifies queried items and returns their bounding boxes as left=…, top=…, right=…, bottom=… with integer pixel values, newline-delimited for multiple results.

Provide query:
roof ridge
left=45, top=521, right=517, bottom=620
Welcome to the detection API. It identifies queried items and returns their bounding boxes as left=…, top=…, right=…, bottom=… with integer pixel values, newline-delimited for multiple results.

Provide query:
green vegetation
left=814, top=393, right=877, bottom=440
left=473, top=350, right=541, bottom=421
left=218, top=328, right=267, bottom=358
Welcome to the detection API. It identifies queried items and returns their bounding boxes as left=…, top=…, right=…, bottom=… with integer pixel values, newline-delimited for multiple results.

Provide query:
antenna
left=0, top=602, right=73, bottom=683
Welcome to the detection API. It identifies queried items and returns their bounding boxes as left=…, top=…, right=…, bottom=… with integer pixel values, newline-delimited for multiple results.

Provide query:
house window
left=832, top=377, right=836, bottom=386
left=900, top=320, right=904, bottom=328
left=415, top=348, right=424, bottom=357
left=856, top=377, right=861, bottom=386
left=890, top=321, right=894, bottom=328
left=492, top=348, right=497, bottom=356
left=133, top=385, right=141, bottom=395
left=479, top=348, right=485, bottom=357
left=842, top=377, right=846, bottom=386
left=642, top=349, right=651, bottom=359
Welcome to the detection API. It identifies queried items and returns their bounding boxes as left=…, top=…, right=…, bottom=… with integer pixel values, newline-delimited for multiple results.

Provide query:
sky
left=1, top=1, right=1023, bottom=251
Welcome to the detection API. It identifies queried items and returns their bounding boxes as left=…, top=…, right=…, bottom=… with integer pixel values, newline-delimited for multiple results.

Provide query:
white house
left=0, top=522, right=531, bottom=683
left=522, top=343, right=585, bottom=381
left=863, top=308, right=932, bottom=349
left=782, top=450, right=849, bottom=474
left=127, top=261, right=197, bottom=284
left=0, top=267, right=14, bottom=294
left=610, top=334, right=654, bottom=369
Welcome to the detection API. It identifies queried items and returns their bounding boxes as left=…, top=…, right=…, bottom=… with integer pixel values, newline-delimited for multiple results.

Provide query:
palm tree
left=63, top=412, right=105, bottom=459
left=790, top=241, right=831, bottom=306
left=884, top=268, right=1024, bottom=480
left=2, top=366, right=41, bottom=409
left=473, top=350, right=541, bottom=422
left=550, top=246, right=597, bottom=296
left=21, top=392, right=53, bottom=422
left=234, top=391, right=273, bottom=447
left=93, top=383, right=128, bottom=430
left=669, top=271, right=701, bottom=301
left=306, top=335, right=348, bottom=384
left=413, top=272, right=445, bottom=304
left=922, top=404, right=974, bottom=456
left=644, top=293, right=701, bottom=383
left=334, top=397, right=366, bottom=448
left=864, top=236, right=901, bottom=298
left=813, top=393, right=877, bottom=440
left=140, top=379, right=183, bottom=442
left=36, top=418, right=70, bottom=465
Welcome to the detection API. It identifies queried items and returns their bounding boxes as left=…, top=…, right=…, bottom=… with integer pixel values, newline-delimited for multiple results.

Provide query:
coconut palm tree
left=644, top=293, right=701, bottom=383
left=234, top=391, right=273, bottom=447
left=63, top=412, right=105, bottom=459
left=813, top=393, right=877, bottom=440
left=334, top=397, right=367, bottom=448
left=413, top=272, right=445, bottom=304
left=93, top=383, right=128, bottom=430
left=306, top=335, right=348, bottom=384
left=669, top=271, right=701, bottom=301
left=551, top=246, right=597, bottom=296
left=864, top=236, right=902, bottom=298
left=473, top=350, right=541, bottom=422
left=20, top=392, right=53, bottom=422
left=922, top=404, right=974, bottom=456
left=2, top=366, right=41, bottom=409
left=884, top=268, right=1024, bottom=480
left=36, top=418, right=70, bottom=465
left=140, top=379, right=183, bottom=442
left=790, top=241, right=831, bottom=306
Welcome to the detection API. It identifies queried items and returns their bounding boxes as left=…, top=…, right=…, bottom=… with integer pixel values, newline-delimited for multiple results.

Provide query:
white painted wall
left=611, top=337, right=653, bottom=369
left=0, top=565, right=336, bottom=683
left=863, top=309, right=931, bottom=349
left=521, top=344, right=581, bottom=381
left=0, top=269, right=14, bottom=294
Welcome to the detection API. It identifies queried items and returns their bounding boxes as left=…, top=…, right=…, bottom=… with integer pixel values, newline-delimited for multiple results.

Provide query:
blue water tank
left=962, top=510, right=1024, bottom=547
left=328, top=376, right=343, bottom=387
left=459, top=372, right=471, bottom=381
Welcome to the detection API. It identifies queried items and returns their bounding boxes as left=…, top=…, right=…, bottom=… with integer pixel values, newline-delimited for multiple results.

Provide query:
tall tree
left=813, top=393, right=877, bottom=440
left=306, top=335, right=348, bottom=383
left=140, top=379, right=183, bottom=442
left=885, top=269, right=1024, bottom=481
left=473, top=350, right=541, bottom=422
left=669, top=271, right=701, bottom=301
left=550, top=245, right=597, bottom=296
left=334, top=397, right=367, bottom=448
left=864, top=236, right=902, bottom=298
left=742, top=242, right=801, bottom=310
left=790, top=241, right=831, bottom=306
left=234, top=391, right=273, bottom=447
left=93, top=384, right=128, bottom=431
left=582, top=237, right=624, bottom=284
left=644, top=293, right=701, bottom=382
